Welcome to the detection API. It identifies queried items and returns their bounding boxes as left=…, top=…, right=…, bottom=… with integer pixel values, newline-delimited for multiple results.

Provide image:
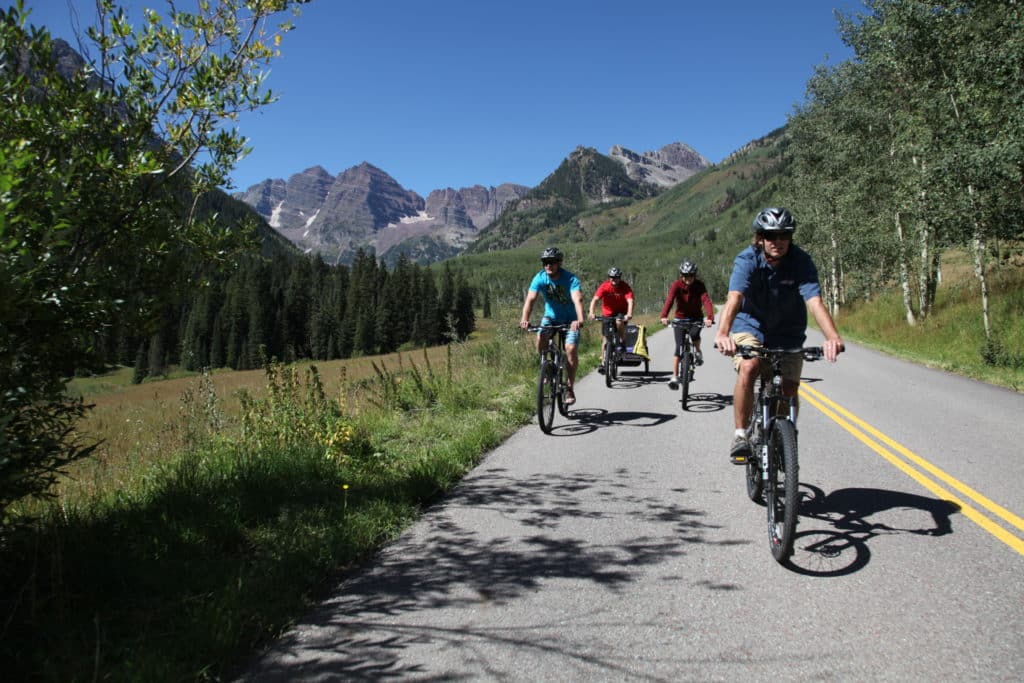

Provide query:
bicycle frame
left=737, top=345, right=828, bottom=563
left=755, top=357, right=798, bottom=470
left=670, top=319, right=702, bottom=409
left=595, top=315, right=625, bottom=386
left=528, top=323, right=572, bottom=432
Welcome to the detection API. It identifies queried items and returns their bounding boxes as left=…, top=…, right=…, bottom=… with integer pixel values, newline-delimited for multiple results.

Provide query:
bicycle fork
left=761, top=397, right=799, bottom=481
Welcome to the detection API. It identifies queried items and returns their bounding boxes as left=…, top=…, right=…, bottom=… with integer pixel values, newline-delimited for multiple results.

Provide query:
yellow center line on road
left=799, top=384, right=1024, bottom=556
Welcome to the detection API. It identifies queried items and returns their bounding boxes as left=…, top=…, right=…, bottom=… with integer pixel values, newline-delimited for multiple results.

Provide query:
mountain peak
left=608, top=142, right=711, bottom=188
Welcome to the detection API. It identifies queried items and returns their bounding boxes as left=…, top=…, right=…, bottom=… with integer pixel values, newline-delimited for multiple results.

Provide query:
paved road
left=241, top=325, right=1024, bottom=682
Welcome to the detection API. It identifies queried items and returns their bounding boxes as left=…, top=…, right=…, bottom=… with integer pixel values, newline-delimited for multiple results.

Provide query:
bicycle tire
left=556, top=362, right=571, bottom=417
left=745, top=458, right=763, bottom=503
left=746, top=400, right=764, bottom=501
left=766, top=419, right=800, bottom=562
left=536, top=360, right=556, bottom=434
left=604, top=345, right=614, bottom=388
left=679, top=345, right=691, bottom=410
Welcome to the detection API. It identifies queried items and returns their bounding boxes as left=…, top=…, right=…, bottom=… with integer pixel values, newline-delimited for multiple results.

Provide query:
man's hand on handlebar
left=823, top=338, right=844, bottom=362
left=715, top=334, right=736, bottom=356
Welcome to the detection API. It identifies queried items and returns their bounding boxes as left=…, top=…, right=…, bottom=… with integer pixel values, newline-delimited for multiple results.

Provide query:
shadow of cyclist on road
left=802, top=485, right=960, bottom=535
left=572, top=408, right=676, bottom=428
left=785, top=484, right=961, bottom=576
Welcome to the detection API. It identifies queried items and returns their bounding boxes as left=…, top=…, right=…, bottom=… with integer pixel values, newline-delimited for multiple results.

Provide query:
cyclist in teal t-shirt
left=520, top=247, right=586, bottom=404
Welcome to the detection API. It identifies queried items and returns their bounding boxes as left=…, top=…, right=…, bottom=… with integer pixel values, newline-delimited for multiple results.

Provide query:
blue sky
left=25, top=1, right=865, bottom=197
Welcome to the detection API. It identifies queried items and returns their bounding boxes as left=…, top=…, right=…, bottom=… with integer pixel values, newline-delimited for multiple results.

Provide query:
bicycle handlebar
left=734, top=345, right=839, bottom=361
left=525, top=323, right=572, bottom=333
left=668, top=319, right=705, bottom=331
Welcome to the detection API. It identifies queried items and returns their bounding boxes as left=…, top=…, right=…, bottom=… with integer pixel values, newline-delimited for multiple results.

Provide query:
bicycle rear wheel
left=536, top=361, right=556, bottom=434
left=745, top=402, right=764, bottom=501
left=766, top=419, right=800, bottom=562
left=745, top=458, right=763, bottom=502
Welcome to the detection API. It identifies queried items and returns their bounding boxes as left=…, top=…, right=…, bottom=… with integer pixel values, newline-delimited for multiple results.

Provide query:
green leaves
left=0, top=1, right=309, bottom=519
left=784, top=0, right=1023, bottom=326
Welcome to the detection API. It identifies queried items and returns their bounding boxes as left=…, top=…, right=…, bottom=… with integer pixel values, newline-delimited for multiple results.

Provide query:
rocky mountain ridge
left=235, top=141, right=711, bottom=264
left=234, top=164, right=529, bottom=265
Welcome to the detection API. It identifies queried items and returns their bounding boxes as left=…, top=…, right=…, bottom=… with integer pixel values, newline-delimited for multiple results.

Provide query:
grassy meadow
left=4, top=311, right=665, bottom=681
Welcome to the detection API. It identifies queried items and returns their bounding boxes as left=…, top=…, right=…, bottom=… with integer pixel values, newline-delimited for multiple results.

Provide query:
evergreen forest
left=130, top=248, right=478, bottom=380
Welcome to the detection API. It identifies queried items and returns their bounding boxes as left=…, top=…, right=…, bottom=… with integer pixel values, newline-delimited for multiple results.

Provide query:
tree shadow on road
left=238, top=467, right=739, bottom=681
left=784, top=483, right=961, bottom=577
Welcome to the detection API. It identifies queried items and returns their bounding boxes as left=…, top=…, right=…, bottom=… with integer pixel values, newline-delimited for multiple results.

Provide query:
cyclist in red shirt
left=660, top=260, right=715, bottom=390
left=588, top=267, right=635, bottom=364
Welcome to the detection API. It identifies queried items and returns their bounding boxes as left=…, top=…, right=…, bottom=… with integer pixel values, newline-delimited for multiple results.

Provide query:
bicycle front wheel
left=766, top=419, right=800, bottom=562
left=536, top=361, right=556, bottom=434
left=556, top=363, right=570, bottom=417
left=604, top=345, right=614, bottom=387
left=679, top=347, right=691, bottom=410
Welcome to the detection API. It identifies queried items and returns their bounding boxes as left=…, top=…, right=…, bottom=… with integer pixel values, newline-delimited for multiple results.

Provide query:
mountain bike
left=527, top=323, right=572, bottom=434
left=736, top=345, right=833, bottom=563
left=594, top=314, right=627, bottom=387
left=668, top=318, right=704, bottom=410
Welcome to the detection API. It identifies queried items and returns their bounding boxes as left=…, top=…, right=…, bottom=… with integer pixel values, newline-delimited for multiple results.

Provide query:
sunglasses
left=759, top=232, right=792, bottom=242
left=542, top=259, right=561, bottom=266
left=610, top=276, right=621, bottom=280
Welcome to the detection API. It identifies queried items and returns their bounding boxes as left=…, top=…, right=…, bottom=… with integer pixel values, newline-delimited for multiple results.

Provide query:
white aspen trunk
left=895, top=210, right=917, bottom=326
left=918, top=222, right=931, bottom=318
left=913, top=156, right=933, bottom=319
left=944, top=76, right=992, bottom=341
left=830, top=230, right=841, bottom=316
left=969, top=185, right=992, bottom=340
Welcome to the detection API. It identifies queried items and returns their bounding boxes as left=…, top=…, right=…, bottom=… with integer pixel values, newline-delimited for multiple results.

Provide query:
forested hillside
left=446, top=131, right=788, bottom=313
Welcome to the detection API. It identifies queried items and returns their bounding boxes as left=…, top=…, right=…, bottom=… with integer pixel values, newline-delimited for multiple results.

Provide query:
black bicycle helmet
left=679, top=260, right=698, bottom=275
left=540, top=247, right=563, bottom=262
left=607, top=266, right=622, bottom=278
left=752, top=207, right=796, bottom=233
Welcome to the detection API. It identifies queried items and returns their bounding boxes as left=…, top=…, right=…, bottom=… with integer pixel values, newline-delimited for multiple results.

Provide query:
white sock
left=735, top=429, right=746, bottom=438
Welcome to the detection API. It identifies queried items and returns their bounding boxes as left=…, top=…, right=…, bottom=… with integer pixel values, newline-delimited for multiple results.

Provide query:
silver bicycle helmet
left=607, top=266, right=622, bottom=278
left=540, top=247, right=563, bottom=262
left=679, top=261, right=698, bottom=275
left=752, top=207, right=796, bottom=233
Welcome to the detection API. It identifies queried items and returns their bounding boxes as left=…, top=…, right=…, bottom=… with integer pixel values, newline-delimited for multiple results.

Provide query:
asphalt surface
left=240, top=325, right=1024, bottom=682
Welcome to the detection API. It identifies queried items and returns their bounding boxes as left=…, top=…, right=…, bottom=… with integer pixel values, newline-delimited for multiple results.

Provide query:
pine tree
left=132, top=342, right=148, bottom=384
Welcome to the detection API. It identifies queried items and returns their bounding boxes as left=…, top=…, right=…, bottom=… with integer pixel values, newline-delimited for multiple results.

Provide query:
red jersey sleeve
left=700, top=285, right=714, bottom=321
left=660, top=281, right=679, bottom=318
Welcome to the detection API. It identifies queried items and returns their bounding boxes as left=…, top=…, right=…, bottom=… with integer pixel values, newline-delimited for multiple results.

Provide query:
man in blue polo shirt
left=714, top=208, right=844, bottom=464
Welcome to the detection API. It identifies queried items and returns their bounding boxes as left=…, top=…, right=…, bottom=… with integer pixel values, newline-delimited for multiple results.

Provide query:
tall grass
left=2, top=310, right=598, bottom=681
left=835, top=257, right=1023, bottom=391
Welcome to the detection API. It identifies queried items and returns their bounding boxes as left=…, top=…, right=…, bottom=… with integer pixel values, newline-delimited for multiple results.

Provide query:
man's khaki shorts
left=730, top=332, right=803, bottom=384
